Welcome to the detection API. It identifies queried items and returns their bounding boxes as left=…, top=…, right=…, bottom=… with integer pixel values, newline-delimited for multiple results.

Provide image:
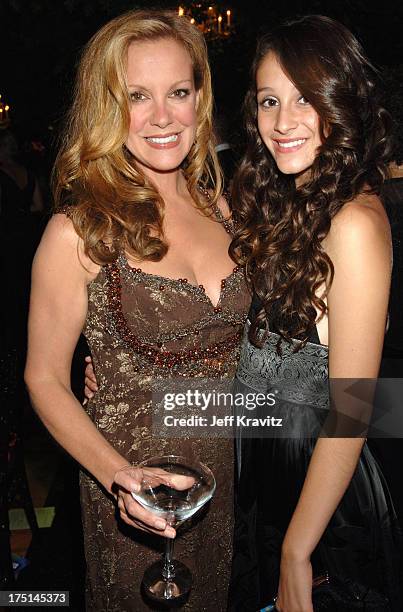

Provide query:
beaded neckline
left=118, top=253, right=242, bottom=311
left=104, top=262, right=244, bottom=372
left=116, top=186, right=240, bottom=310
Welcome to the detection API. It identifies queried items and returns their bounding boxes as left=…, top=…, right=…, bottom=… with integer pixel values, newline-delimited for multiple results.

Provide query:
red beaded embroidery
left=100, top=185, right=244, bottom=370
left=105, top=263, right=243, bottom=369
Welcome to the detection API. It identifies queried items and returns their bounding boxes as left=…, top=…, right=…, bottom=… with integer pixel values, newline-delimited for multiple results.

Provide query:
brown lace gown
left=79, top=222, right=250, bottom=610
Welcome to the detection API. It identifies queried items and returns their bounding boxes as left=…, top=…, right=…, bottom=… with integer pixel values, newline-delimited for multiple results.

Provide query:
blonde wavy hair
left=53, top=9, right=222, bottom=264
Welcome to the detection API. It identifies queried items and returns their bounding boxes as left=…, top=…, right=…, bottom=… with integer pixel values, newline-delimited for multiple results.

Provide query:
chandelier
left=178, top=3, right=233, bottom=39
left=0, top=94, right=10, bottom=128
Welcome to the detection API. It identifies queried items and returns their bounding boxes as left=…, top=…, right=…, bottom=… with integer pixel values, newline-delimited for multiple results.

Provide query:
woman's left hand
left=275, top=555, right=313, bottom=612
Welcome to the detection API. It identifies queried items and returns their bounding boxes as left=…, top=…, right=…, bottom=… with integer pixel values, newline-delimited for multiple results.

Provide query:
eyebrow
left=257, top=83, right=302, bottom=95
left=256, top=86, right=275, bottom=94
left=127, top=79, right=193, bottom=89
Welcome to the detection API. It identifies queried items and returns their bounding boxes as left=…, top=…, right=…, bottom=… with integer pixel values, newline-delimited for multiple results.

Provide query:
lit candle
left=5, top=105, right=9, bottom=122
left=208, top=6, right=213, bottom=28
left=227, top=9, right=231, bottom=27
left=218, top=15, right=222, bottom=34
left=178, top=6, right=184, bottom=16
left=190, top=18, right=195, bottom=24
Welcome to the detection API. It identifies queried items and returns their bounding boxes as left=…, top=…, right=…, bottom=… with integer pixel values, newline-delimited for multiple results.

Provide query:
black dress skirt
left=229, top=296, right=402, bottom=611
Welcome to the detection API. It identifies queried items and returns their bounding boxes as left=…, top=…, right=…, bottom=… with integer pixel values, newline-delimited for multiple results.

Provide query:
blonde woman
left=25, top=10, right=250, bottom=611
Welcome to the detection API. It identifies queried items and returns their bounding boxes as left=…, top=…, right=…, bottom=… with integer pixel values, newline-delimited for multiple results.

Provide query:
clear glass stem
left=162, top=537, right=175, bottom=581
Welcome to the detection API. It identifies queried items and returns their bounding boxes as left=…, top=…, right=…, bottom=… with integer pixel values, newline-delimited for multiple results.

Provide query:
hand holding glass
left=131, top=455, right=216, bottom=602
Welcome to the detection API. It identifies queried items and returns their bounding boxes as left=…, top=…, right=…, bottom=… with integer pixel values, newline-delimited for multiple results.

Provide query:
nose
left=274, top=104, right=298, bottom=134
left=150, top=99, right=173, bottom=129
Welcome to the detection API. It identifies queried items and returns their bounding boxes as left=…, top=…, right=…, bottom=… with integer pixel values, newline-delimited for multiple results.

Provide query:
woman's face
left=126, top=37, right=198, bottom=176
left=256, top=51, right=322, bottom=184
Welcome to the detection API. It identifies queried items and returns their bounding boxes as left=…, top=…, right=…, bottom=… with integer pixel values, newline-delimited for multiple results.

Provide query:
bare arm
left=25, top=214, right=176, bottom=538
left=25, top=214, right=129, bottom=492
left=277, top=200, right=391, bottom=610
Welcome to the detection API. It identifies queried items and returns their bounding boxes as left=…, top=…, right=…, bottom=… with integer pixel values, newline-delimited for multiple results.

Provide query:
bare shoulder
left=37, top=213, right=100, bottom=281
left=46, top=212, right=80, bottom=245
left=324, top=193, right=391, bottom=260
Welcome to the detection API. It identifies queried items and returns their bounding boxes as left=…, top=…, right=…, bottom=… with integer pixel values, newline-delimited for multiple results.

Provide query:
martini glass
left=131, top=455, right=216, bottom=602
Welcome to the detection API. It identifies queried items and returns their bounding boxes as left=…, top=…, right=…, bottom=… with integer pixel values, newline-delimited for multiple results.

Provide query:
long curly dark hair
left=229, top=15, right=392, bottom=350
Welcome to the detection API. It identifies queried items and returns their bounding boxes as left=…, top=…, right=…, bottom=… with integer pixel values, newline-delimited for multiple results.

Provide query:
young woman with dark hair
left=229, top=14, right=401, bottom=612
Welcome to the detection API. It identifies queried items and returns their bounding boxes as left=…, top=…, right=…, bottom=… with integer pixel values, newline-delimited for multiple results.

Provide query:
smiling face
left=256, top=51, right=323, bottom=184
left=125, top=37, right=198, bottom=177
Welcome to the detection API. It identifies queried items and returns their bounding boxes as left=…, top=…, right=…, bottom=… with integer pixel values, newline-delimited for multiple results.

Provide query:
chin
left=135, top=152, right=189, bottom=174
left=275, top=159, right=312, bottom=176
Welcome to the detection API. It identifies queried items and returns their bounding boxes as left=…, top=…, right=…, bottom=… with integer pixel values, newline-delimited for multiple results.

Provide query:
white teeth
left=146, top=134, right=178, bottom=144
left=277, top=139, right=306, bottom=148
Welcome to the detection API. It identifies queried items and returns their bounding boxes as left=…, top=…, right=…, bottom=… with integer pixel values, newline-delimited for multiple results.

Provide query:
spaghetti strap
left=197, top=185, right=236, bottom=235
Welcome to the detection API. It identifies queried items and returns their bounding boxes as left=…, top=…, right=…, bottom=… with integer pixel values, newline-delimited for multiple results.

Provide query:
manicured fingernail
left=155, top=519, right=166, bottom=530
left=166, top=528, right=176, bottom=538
left=131, top=483, right=140, bottom=494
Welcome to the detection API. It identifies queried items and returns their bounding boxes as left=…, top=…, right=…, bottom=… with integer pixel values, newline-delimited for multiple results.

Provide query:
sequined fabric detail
left=119, top=253, right=242, bottom=306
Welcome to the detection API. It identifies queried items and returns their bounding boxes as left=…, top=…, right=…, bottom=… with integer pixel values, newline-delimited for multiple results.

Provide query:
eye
left=298, top=95, right=310, bottom=105
left=129, top=91, right=147, bottom=102
left=169, top=88, right=191, bottom=99
left=259, top=96, right=278, bottom=109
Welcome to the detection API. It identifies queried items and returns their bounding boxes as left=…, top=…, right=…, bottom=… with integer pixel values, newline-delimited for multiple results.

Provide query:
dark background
left=1, top=0, right=402, bottom=602
left=1, top=0, right=403, bottom=163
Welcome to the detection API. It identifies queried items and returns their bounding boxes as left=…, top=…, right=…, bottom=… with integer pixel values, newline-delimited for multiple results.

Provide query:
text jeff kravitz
left=163, top=415, right=283, bottom=427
